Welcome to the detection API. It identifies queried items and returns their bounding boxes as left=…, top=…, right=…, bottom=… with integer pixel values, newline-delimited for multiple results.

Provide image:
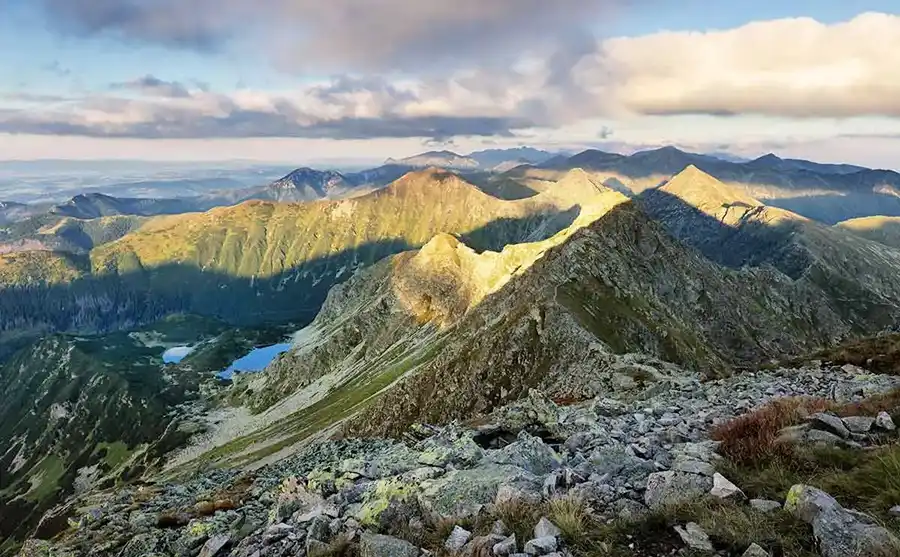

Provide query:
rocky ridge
left=22, top=357, right=900, bottom=556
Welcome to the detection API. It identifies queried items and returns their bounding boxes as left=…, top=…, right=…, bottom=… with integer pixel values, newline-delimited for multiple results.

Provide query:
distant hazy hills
left=514, top=146, right=900, bottom=224
left=386, top=147, right=557, bottom=171
left=2, top=146, right=897, bottom=233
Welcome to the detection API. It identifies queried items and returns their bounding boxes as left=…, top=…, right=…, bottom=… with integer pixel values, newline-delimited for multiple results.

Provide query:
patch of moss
left=94, top=441, right=132, bottom=471
left=23, top=455, right=66, bottom=502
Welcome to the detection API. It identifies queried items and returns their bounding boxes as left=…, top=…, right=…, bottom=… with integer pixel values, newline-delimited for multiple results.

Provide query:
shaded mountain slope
left=0, top=316, right=291, bottom=550
left=837, top=215, right=900, bottom=249
left=637, top=166, right=900, bottom=329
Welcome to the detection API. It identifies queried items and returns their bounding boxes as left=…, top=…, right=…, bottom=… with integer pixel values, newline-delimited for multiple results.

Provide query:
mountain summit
left=245, top=168, right=353, bottom=202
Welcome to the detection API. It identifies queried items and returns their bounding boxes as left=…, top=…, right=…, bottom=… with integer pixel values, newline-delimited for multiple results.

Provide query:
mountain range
left=513, top=146, right=900, bottom=224
left=166, top=166, right=900, bottom=473
left=4, top=151, right=900, bottom=556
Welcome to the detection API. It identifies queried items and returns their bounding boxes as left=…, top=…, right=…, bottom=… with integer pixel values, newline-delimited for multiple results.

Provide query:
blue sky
left=0, top=0, right=897, bottom=166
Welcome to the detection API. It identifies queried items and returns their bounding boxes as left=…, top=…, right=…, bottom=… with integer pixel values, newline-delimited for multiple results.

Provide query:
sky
left=0, top=0, right=898, bottom=167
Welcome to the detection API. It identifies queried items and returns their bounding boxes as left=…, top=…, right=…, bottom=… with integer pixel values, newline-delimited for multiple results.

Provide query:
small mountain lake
left=162, top=346, right=194, bottom=363
left=218, top=343, right=292, bottom=379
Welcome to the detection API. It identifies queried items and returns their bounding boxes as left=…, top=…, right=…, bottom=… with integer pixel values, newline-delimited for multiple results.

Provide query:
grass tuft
left=546, top=493, right=592, bottom=542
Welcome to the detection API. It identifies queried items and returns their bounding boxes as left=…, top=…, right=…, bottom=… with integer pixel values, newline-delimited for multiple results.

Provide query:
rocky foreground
left=19, top=358, right=900, bottom=557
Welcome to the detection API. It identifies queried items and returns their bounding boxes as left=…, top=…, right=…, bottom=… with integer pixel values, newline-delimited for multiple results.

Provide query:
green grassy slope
left=837, top=215, right=900, bottom=248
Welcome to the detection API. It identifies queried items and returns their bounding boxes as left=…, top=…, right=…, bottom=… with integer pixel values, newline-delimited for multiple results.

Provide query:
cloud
left=0, top=84, right=525, bottom=139
left=38, top=0, right=629, bottom=72
left=601, top=12, right=900, bottom=118
left=10, top=11, right=900, bottom=143
left=111, top=75, right=192, bottom=98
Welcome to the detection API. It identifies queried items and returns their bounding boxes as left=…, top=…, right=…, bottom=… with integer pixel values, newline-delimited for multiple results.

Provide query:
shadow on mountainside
left=0, top=209, right=580, bottom=357
left=766, top=193, right=900, bottom=225
left=0, top=324, right=289, bottom=549
left=635, top=188, right=813, bottom=279
left=349, top=199, right=900, bottom=442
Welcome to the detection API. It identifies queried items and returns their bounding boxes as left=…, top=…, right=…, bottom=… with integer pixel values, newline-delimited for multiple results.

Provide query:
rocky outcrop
left=785, top=484, right=900, bottom=557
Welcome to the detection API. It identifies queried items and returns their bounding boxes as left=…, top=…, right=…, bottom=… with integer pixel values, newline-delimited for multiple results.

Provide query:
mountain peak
left=382, top=168, right=481, bottom=198
left=659, top=165, right=763, bottom=210
left=750, top=153, right=784, bottom=166
left=553, top=168, right=615, bottom=197
left=635, top=145, right=689, bottom=158
left=385, top=150, right=478, bottom=169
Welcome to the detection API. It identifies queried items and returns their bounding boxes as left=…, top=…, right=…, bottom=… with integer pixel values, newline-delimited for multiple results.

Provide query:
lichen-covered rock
left=419, top=464, right=539, bottom=517
left=785, top=484, right=900, bottom=557
left=491, top=389, right=563, bottom=434
left=486, top=431, right=563, bottom=475
left=356, top=478, right=418, bottom=528
left=644, top=471, right=712, bottom=509
left=359, top=533, right=419, bottom=557
left=417, top=425, right=485, bottom=468
left=674, top=522, right=713, bottom=552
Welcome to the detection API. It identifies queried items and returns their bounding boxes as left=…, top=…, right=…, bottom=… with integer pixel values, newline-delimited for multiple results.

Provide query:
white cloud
left=601, top=12, right=900, bottom=118
left=4, top=10, right=900, bottom=164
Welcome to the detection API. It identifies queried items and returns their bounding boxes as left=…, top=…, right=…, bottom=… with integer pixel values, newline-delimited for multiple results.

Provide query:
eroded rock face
left=785, top=484, right=900, bottom=557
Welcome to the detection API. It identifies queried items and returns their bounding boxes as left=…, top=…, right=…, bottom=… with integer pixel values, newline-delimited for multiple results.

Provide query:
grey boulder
left=785, top=484, right=900, bottom=557
left=359, top=533, right=419, bottom=557
left=644, top=471, right=712, bottom=509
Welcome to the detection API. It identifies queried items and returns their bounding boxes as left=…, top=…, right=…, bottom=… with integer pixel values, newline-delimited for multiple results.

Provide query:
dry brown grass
left=308, top=534, right=359, bottom=557
left=712, top=386, right=900, bottom=466
left=834, top=388, right=900, bottom=418
left=812, top=333, right=900, bottom=375
left=710, top=397, right=834, bottom=464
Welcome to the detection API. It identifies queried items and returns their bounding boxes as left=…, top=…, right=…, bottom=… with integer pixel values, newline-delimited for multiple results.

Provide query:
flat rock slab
left=809, top=413, right=850, bottom=439
left=360, top=533, right=419, bottom=557
left=841, top=416, right=875, bottom=433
